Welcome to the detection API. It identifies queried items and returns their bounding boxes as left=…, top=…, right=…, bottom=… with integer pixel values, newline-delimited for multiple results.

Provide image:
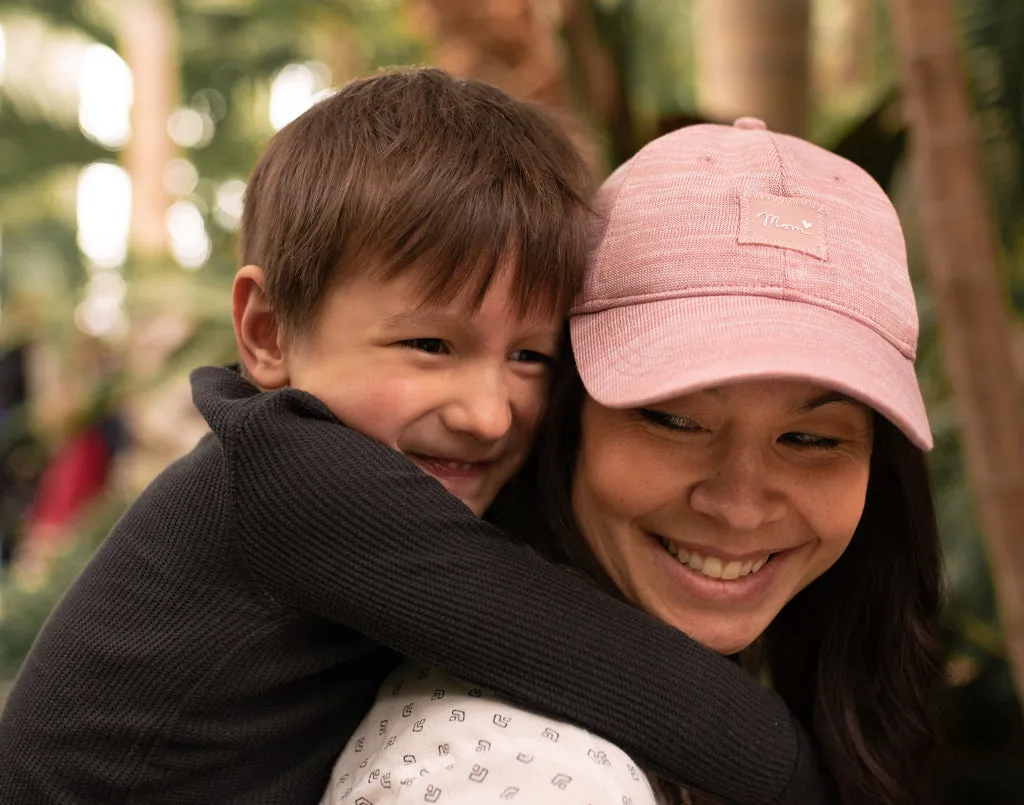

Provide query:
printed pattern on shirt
left=322, top=663, right=672, bottom=805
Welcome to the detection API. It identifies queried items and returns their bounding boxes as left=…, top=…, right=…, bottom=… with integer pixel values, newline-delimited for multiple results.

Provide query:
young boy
left=0, top=69, right=827, bottom=805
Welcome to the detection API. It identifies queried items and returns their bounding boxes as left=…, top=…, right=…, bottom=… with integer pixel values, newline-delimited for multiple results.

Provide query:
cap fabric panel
left=572, top=118, right=932, bottom=450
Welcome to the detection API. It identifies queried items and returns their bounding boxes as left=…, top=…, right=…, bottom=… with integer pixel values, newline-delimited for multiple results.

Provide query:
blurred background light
left=168, top=107, right=215, bottom=149
left=269, top=62, right=331, bottom=130
left=166, top=201, right=211, bottom=269
left=164, top=158, right=199, bottom=197
left=74, top=269, right=128, bottom=338
left=77, top=44, right=132, bottom=149
left=214, top=179, right=246, bottom=231
left=76, top=163, right=132, bottom=269
left=0, top=24, right=7, bottom=86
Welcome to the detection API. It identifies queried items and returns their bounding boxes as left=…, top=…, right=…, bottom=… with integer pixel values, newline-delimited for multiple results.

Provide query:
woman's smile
left=655, top=534, right=777, bottom=578
left=647, top=530, right=802, bottom=606
left=572, top=378, right=874, bottom=655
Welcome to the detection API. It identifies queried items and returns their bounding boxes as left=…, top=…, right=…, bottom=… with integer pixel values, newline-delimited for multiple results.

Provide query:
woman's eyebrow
left=798, top=391, right=863, bottom=412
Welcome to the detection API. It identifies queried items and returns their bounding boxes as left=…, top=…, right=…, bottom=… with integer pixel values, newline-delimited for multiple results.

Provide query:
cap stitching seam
left=765, top=131, right=790, bottom=193
left=573, top=288, right=916, bottom=357
left=589, top=157, right=643, bottom=284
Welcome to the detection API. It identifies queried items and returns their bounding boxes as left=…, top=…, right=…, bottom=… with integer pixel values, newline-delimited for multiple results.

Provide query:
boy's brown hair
left=240, top=67, right=593, bottom=336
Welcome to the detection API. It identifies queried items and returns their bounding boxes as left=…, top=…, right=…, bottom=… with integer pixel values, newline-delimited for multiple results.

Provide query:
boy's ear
left=232, top=265, right=289, bottom=389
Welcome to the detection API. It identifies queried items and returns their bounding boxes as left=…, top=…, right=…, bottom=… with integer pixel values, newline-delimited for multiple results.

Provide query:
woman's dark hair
left=501, top=335, right=946, bottom=805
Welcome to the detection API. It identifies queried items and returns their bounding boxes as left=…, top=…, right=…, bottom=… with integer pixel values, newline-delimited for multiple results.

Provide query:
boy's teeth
left=660, top=538, right=770, bottom=581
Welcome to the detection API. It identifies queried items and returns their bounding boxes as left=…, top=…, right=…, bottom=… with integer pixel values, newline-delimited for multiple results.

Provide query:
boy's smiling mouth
left=405, top=453, right=504, bottom=514
left=407, top=453, right=494, bottom=477
left=406, top=453, right=501, bottom=488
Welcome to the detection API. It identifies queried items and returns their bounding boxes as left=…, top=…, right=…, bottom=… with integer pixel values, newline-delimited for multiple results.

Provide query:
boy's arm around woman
left=206, top=366, right=833, bottom=805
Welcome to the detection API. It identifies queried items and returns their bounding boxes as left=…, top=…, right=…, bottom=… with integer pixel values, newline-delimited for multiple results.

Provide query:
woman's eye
left=399, top=338, right=449, bottom=355
left=780, top=431, right=841, bottom=450
left=510, top=349, right=553, bottom=365
left=639, top=409, right=703, bottom=432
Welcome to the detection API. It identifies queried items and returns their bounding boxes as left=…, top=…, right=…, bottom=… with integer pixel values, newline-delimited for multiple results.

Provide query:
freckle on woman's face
left=571, top=379, right=874, bottom=655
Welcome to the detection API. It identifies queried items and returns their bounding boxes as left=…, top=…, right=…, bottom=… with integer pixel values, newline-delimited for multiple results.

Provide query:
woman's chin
left=653, top=608, right=769, bottom=657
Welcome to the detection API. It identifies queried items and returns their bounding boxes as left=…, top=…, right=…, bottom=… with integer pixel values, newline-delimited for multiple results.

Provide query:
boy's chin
left=403, top=452, right=525, bottom=517
left=443, top=484, right=493, bottom=516
left=443, top=475, right=511, bottom=517
left=407, top=462, right=495, bottom=516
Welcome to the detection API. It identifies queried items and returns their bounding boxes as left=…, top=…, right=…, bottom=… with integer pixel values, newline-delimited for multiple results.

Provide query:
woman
left=324, top=118, right=945, bottom=805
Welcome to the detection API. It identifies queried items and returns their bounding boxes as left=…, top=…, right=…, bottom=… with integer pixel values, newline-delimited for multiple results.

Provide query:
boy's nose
left=442, top=381, right=513, bottom=443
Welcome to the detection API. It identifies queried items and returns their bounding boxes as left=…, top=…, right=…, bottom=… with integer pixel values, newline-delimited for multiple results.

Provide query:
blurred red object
left=21, top=425, right=112, bottom=556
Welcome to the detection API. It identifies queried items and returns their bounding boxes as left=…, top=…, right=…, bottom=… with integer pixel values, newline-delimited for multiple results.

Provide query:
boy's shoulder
left=190, top=364, right=336, bottom=442
left=189, top=364, right=396, bottom=467
left=190, top=364, right=278, bottom=436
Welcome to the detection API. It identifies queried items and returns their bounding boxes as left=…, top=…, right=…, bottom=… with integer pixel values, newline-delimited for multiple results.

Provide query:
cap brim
left=570, top=295, right=933, bottom=450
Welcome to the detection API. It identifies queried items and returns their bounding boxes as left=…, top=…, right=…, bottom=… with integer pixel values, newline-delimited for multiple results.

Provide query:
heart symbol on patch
left=801, top=220, right=814, bottom=229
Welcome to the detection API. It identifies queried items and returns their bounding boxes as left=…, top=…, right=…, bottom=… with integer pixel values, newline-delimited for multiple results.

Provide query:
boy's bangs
left=243, top=69, right=593, bottom=334
left=369, top=181, right=588, bottom=320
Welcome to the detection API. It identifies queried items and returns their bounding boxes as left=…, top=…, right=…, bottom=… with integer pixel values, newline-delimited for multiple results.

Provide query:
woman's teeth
left=659, top=538, right=770, bottom=580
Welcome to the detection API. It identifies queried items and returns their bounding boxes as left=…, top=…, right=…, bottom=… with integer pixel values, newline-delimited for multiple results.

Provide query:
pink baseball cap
left=571, top=117, right=933, bottom=450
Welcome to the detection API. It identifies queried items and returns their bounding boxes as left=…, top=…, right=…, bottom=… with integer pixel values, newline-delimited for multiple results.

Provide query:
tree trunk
left=118, top=0, right=197, bottom=492
left=120, top=0, right=177, bottom=259
left=410, top=0, right=569, bottom=108
left=815, top=0, right=876, bottom=97
left=561, top=0, right=630, bottom=162
left=891, top=0, right=1024, bottom=700
left=409, top=0, right=601, bottom=171
left=694, top=0, right=812, bottom=136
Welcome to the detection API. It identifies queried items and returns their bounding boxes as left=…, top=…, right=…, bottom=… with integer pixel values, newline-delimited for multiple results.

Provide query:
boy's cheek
left=291, top=369, right=428, bottom=450
left=511, top=377, right=552, bottom=433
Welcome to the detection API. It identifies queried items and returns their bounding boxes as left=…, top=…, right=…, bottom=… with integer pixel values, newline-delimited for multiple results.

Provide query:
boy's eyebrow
left=379, top=310, right=561, bottom=344
left=380, top=309, right=464, bottom=328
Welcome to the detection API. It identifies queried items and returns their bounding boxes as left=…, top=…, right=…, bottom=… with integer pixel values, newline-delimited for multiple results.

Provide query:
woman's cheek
left=578, top=434, right=667, bottom=519
left=796, top=466, right=870, bottom=589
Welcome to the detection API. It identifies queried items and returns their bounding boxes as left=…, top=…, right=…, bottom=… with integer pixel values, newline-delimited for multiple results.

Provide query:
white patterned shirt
left=322, top=663, right=682, bottom=805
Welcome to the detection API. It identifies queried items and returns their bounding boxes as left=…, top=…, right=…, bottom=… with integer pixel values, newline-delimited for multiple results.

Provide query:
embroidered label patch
left=739, top=195, right=827, bottom=260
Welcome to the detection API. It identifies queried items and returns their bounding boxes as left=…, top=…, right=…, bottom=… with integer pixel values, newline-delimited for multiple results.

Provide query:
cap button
left=733, top=117, right=767, bottom=131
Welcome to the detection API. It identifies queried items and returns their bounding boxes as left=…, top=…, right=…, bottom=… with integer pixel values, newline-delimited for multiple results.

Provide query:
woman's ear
left=232, top=265, right=289, bottom=389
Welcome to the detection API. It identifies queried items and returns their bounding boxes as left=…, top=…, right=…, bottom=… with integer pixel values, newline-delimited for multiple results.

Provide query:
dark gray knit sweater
left=0, top=367, right=830, bottom=805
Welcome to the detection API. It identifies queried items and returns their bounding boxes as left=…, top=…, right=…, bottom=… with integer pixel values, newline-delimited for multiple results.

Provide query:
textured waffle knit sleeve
left=196, top=367, right=833, bottom=805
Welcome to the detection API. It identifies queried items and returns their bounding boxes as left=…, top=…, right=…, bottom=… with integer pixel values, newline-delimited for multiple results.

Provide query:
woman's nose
left=688, top=444, right=787, bottom=531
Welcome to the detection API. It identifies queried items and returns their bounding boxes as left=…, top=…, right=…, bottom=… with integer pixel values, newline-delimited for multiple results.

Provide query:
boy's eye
left=638, top=409, right=703, bottom=432
left=510, top=349, right=553, bottom=365
left=400, top=338, right=450, bottom=355
left=779, top=432, right=841, bottom=450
